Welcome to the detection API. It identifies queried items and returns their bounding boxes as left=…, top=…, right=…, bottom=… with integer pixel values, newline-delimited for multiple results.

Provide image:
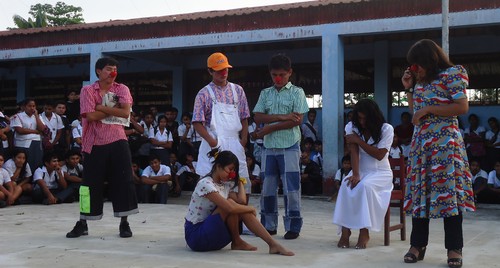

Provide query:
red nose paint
left=109, top=71, right=117, bottom=78
left=274, top=77, right=282, bottom=84
left=409, top=64, right=418, bottom=72
left=228, top=171, right=236, bottom=179
left=218, top=69, right=228, bottom=76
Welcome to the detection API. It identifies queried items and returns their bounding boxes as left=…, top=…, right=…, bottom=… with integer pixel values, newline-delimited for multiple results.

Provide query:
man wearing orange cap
left=192, top=52, right=251, bottom=194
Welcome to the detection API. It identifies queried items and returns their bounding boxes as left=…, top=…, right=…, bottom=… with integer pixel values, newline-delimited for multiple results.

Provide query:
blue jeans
left=260, top=142, right=303, bottom=233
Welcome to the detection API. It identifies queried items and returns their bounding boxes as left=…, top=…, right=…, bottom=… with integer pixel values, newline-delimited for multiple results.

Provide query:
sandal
left=404, top=246, right=426, bottom=263
left=447, top=249, right=463, bottom=268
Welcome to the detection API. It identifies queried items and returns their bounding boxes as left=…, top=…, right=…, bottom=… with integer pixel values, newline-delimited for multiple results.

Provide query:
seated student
left=300, top=149, right=322, bottom=196
left=175, top=152, right=199, bottom=195
left=3, top=149, right=33, bottom=202
left=131, top=160, right=145, bottom=203
left=312, top=140, right=323, bottom=176
left=333, top=155, right=351, bottom=196
left=246, top=153, right=261, bottom=194
left=141, top=154, right=172, bottom=204
left=184, top=151, right=293, bottom=256
left=61, top=150, right=84, bottom=200
left=32, top=152, right=73, bottom=205
left=477, top=160, right=500, bottom=204
left=469, top=159, right=489, bottom=202
left=0, top=153, right=22, bottom=207
left=389, top=134, right=404, bottom=159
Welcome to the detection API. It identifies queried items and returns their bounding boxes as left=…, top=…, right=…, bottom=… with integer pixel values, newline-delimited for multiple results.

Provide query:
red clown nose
left=409, top=64, right=418, bottom=72
left=274, top=76, right=282, bottom=84
left=228, top=171, right=236, bottom=179
left=109, top=71, right=117, bottom=78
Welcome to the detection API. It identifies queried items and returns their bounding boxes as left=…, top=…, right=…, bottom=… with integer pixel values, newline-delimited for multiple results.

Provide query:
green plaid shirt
left=253, top=82, right=309, bottom=149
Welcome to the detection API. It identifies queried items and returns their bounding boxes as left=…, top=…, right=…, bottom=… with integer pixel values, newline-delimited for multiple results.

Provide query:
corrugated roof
left=0, top=0, right=498, bottom=49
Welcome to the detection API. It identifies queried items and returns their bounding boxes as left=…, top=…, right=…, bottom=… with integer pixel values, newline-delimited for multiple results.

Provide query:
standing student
left=401, top=39, right=475, bottom=268
left=10, top=98, right=46, bottom=174
left=184, top=151, right=293, bottom=256
left=149, top=115, right=173, bottom=165
left=252, top=54, right=309, bottom=240
left=66, top=57, right=138, bottom=238
left=192, top=52, right=251, bottom=195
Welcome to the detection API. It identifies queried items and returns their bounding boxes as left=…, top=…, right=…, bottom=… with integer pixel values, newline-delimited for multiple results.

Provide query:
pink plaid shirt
left=80, top=81, right=132, bottom=154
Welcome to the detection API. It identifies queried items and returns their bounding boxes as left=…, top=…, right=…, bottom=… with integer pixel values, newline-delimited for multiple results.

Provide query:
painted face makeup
left=409, top=64, right=418, bottom=72
left=228, top=171, right=237, bottom=179
left=109, top=71, right=118, bottom=78
left=274, top=76, right=282, bottom=84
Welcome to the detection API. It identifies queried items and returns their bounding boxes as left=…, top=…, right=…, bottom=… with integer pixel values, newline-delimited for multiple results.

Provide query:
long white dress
left=332, top=122, right=394, bottom=232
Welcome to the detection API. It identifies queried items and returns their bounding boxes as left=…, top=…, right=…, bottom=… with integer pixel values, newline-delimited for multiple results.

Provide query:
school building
left=1, top=0, right=499, bottom=176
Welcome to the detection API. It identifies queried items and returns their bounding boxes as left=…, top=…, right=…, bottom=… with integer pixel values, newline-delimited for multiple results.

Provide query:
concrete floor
left=0, top=194, right=498, bottom=268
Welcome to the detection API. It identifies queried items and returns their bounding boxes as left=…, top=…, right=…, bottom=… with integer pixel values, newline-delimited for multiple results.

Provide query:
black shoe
left=284, top=231, right=299, bottom=240
left=0, top=200, right=6, bottom=208
left=66, top=221, right=88, bottom=238
left=119, top=221, right=133, bottom=238
left=267, top=229, right=277, bottom=235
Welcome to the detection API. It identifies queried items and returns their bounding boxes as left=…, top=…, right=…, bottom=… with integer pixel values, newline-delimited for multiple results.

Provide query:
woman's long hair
left=11, top=149, right=29, bottom=180
left=351, top=99, right=386, bottom=145
left=207, top=150, right=240, bottom=187
left=407, top=39, right=454, bottom=83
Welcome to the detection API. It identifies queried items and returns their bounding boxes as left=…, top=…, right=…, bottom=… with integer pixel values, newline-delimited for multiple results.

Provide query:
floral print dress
left=404, top=65, right=476, bottom=219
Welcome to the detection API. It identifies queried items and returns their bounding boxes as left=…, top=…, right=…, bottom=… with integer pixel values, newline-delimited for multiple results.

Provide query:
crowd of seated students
left=0, top=96, right=498, bottom=206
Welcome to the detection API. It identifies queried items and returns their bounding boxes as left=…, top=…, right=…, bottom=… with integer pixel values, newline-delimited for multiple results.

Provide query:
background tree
left=11, top=1, right=84, bottom=29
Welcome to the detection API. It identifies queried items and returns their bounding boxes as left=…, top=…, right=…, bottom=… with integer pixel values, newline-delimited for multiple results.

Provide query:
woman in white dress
left=333, top=98, right=394, bottom=249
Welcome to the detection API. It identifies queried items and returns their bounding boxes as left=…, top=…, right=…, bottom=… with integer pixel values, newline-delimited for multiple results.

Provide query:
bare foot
left=269, top=243, right=295, bottom=256
left=231, top=240, right=258, bottom=251
left=355, top=229, right=370, bottom=249
left=337, top=227, right=351, bottom=248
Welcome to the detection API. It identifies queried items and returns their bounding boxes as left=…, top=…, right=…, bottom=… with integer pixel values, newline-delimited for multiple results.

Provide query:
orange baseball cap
left=207, top=52, right=232, bottom=71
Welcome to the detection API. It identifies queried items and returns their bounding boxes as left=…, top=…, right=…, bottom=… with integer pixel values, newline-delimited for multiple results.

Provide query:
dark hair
left=181, top=111, right=192, bottom=119
left=246, top=153, right=256, bottom=172
left=95, top=57, right=119, bottom=77
left=65, top=150, right=81, bottom=160
left=44, top=100, right=56, bottom=108
left=43, top=151, right=58, bottom=165
left=487, top=117, right=498, bottom=126
left=269, top=54, right=292, bottom=71
left=22, top=98, right=36, bottom=107
left=341, top=154, right=351, bottom=163
left=11, top=149, right=28, bottom=180
left=308, top=108, right=317, bottom=115
left=148, top=154, right=161, bottom=163
left=303, top=137, right=314, bottom=145
left=208, top=151, right=240, bottom=187
left=56, top=100, right=66, bottom=107
left=407, top=39, right=453, bottom=83
left=401, top=111, right=411, bottom=119
left=314, top=140, right=322, bottom=146
left=351, top=98, right=386, bottom=145
left=157, top=115, right=167, bottom=124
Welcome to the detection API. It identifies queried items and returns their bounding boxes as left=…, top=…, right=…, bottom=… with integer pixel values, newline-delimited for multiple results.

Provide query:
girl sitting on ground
left=184, top=150, right=293, bottom=256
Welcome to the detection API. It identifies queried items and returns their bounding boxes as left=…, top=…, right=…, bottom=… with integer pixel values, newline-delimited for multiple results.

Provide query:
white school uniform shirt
left=142, top=164, right=171, bottom=178
left=248, top=122, right=263, bottom=145
left=176, top=162, right=198, bottom=176
left=71, top=122, right=83, bottom=148
left=334, top=168, right=348, bottom=182
left=178, top=124, right=202, bottom=143
left=487, top=170, right=500, bottom=188
left=185, top=177, right=235, bottom=224
left=389, top=146, right=403, bottom=159
left=464, top=126, right=486, bottom=148
left=0, top=167, right=11, bottom=185
left=251, top=164, right=261, bottom=177
left=3, top=159, right=32, bottom=179
left=472, top=169, right=488, bottom=184
left=40, top=112, right=64, bottom=143
left=0, top=112, right=9, bottom=149
left=33, top=166, right=60, bottom=190
left=61, top=163, right=84, bottom=177
left=140, top=121, right=155, bottom=139
left=485, top=130, right=500, bottom=149
left=148, top=128, right=173, bottom=150
left=10, top=112, right=41, bottom=148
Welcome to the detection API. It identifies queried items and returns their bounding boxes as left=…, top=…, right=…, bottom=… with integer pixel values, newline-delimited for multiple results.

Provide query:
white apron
left=196, top=83, right=250, bottom=193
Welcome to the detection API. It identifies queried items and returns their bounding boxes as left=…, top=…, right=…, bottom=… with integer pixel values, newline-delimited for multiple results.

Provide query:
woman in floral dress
left=401, top=39, right=475, bottom=268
